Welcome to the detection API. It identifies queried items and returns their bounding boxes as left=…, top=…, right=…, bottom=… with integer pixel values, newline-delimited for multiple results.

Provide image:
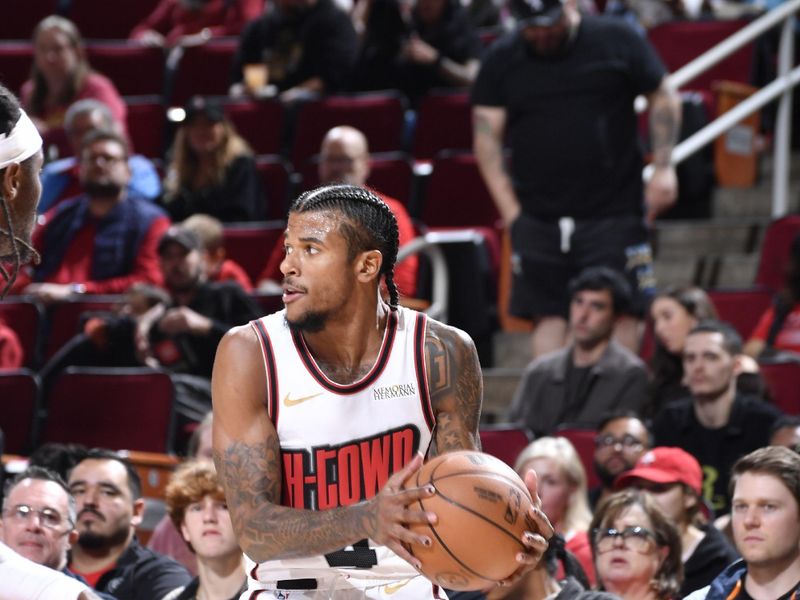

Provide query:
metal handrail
left=397, top=234, right=449, bottom=322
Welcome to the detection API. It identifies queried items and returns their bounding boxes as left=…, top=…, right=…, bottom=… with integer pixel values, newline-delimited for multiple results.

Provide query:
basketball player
left=0, top=83, right=43, bottom=297
left=212, top=185, right=553, bottom=599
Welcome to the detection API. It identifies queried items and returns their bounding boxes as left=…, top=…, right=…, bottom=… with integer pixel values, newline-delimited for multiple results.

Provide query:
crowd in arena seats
left=2, top=0, right=800, bottom=598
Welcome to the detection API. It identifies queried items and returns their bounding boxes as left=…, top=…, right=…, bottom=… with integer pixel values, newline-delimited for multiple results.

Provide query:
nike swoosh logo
left=383, top=580, right=411, bottom=595
left=283, top=392, right=323, bottom=407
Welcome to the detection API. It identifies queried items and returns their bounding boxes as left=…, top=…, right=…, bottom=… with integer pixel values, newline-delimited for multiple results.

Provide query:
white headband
left=0, top=110, right=43, bottom=170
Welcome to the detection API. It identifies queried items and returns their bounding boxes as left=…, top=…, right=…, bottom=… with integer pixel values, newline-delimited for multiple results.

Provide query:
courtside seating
left=754, top=215, right=800, bottom=292
left=0, top=43, right=35, bottom=95
left=648, top=20, right=753, bottom=93
left=759, top=360, right=800, bottom=415
left=255, top=155, right=293, bottom=220
left=0, top=370, right=41, bottom=455
left=87, top=43, right=166, bottom=97
left=126, top=96, right=167, bottom=159
left=68, top=0, right=162, bottom=40
left=412, top=92, right=472, bottom=161
left=708, top=288, right=773, bottom=340
left=167, top=38, right=239, bottom=106
left=555, top=426, right=600, bottom=489
left=290, top=91, right=407, bottom=169
left=222, top=220, right=286, bottom=284
left=0, top=0, right=59, bottom=40
left=44, top=296, right=118, bottom=361
left=225, top=100, right=283, bottom=156
left=43, top=367, right=175, bottom=453
left=479, top=424, right=533, bottom=468
left=0, top=297, right=44, bottom=368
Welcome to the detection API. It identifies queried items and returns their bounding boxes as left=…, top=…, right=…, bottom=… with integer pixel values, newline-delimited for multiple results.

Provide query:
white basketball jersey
left=244, top=306, right=438, bottom=597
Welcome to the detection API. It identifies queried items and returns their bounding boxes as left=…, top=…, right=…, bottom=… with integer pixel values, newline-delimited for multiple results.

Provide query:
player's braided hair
left=290, top=184, right=400, bottom=309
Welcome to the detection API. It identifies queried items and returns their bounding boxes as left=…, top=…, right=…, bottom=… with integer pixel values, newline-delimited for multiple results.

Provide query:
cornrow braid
left=290, top=184, right=401, bottom=309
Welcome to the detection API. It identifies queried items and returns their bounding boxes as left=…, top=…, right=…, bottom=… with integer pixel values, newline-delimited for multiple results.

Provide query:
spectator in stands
left=395, top=0, right=482, bottom=106
left=472, top=0, right=681, bottom=359
left=745, top=234, right=800, bottom=360
left=515, top=437, right=596, bottom=584
left=615, top=447, right=739, bottom=596
left=590, top=412, right=651, bottom=509
left=130, top=0, right=264, bottom=48
left=163, top=461, right=246, bottom=600
left=348, top=0, right=407, bottom=92
left=652, top=320, right=783, bottom=515
left=591, top=490, right=683, bottom=600
left=16, top=129, right=170, bottom=302
left=257, top=126, right=418, bottom=299
left=182, top=213, right=253, bottom=291
left=229, top=0, right=358, bottom=102
left=685, top=446, right=800, bottom=600
left=508, top=267, right=649, bottom=437
left=769, top=414, right=800, bottom=449
left=22, top=17, right=127, bottom=139
left=40, top=99, right=161, bottom=214
left=67, top=449, right=192, bottom=599
left=161, top=96, right=265, bottom=223
left=0, top=318, right=23, bottom=369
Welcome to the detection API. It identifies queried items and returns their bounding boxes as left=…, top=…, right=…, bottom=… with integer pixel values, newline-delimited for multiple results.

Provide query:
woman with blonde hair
left=162, top=96, right=265, bottom=222
left=515, top=436, right=595, bottom=584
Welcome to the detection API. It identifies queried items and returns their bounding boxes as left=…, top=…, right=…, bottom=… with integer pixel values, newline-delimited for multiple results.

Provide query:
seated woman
left=161, top=96, right=266, bottom=223
left=591, top=489, right=683, bottom=600
left=164, top=460, right=246, bottom=600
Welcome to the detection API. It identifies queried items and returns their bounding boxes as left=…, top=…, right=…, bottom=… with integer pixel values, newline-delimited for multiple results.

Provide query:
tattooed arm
left=473, top=105, right=520, bottom=228
left=425, top=319, right=483, bottom=455
left=644, top=76, right=682, bottom=222
left=212, top=325, right=435, bottom=564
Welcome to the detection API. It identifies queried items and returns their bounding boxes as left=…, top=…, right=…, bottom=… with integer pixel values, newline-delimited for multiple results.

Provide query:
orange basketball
left=406, top=450, right=534, bottom=591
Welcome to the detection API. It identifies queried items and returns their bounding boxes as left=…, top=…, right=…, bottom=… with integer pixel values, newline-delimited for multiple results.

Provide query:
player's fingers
left=394, top=483, right=436, bottom=505
left=388, top=541, right=423, bottom=571
left=400, top=506, right=437, bottom=526
left=386, top=452, right=424, bottom=490
left=389, top=523, right=432, bottom=552
left=525, top=504, right=554, bottom=540
left=520, top=531, right=550, bottom=555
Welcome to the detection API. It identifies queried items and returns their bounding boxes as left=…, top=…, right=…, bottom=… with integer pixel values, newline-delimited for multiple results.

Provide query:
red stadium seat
left=223, top=221, right=286, bottom=284
left=255, top=155, right=293, bottom=221
left=68, top=0, right=162, bottom=40
left=290, top=92, right=407, bottom=169
left=412, top=92, right=472, bottom=161
left=44, top=296, right=118, bottom=361
left=0, top=369, right=41, bottom=455
left=125, top=97, right=167, bottom=158
left=555, top=426, right=600, bottom=489
left=43, top=367, right=175, bottom=453
left=0, top=0, right=59, bottom=41
left=479, top=424, right=533, bottom=468
left=754, top=215, right=800, bottom=293
left=759, top=361, right=800, bottom=415
left=0, top=43, right=35, bottom=96
left=708, top=288, right=773, bottom=340
left=87, top=43, right=166, bottom=96
left=225, top=100, right=283, bottom=156
left=167, top=38, right=239, bottom=105
left=420, top=152, right=501, bottom=229
left=0, top=298, right=44, bottom=368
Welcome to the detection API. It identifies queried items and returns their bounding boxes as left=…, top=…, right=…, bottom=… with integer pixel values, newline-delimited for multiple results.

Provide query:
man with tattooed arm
left=212, top=184, right=553, bottom=598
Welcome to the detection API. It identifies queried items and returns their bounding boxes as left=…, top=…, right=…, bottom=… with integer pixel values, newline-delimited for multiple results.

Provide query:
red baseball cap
left=614, top=447, right=703, bottom=496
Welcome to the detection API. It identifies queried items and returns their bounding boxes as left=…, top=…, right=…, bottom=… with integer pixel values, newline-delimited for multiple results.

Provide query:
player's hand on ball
left=497, top=469, right=553, bottom=587
left=368, top=452, right=436, bottom=569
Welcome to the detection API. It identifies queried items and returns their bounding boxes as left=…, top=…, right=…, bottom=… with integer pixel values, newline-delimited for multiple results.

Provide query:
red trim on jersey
left=251, top=319, right=280, bottom=427
left=249, top=562, right=260, bottom=582
left=414, top=313, right=435, bottom=432
left=289, top=309, right=398, bottom=394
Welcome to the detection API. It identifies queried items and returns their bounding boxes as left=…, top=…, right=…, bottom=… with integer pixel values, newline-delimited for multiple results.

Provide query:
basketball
left=405, top=450, right=535, bottom=591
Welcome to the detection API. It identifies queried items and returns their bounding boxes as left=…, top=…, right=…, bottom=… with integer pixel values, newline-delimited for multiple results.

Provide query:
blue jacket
left=691, top=559, right=800, bottom=600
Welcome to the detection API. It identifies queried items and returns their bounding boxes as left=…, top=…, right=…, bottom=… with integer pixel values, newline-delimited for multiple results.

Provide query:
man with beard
left=472, top=0, right=681, bottom=359
left=13, top=129, right=170, bottom=301
left=589, top=412, right=651, bottom=509
left=0, top=82, right=43, bottom=297
left=67, top=448, right=191, bottom=599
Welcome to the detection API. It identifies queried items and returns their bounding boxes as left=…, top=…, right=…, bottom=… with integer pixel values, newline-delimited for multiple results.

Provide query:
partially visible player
left=0, top=83, right=44, bottom=296
left=213, top=185, right=552, bottom=598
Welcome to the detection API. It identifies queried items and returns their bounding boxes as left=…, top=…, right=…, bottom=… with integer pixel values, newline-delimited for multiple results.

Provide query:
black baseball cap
left=511, top=0, right=565, bottom=26
left=183, top=96, right=225, bottom=123
left=158, top=226, right=202, bottom=255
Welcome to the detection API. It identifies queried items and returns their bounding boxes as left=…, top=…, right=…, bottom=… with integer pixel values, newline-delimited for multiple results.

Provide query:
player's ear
left=1, top=162, right=21, bottom=202
left=356, top=249, right=383, bottom=282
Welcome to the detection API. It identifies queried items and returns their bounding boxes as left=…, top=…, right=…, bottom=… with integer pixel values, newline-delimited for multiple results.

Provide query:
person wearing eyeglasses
left=615, top=447, right=739, bottom=596
left=589, top=412, right=651, bottom=510
left=591, top=489, right=683, bottom=600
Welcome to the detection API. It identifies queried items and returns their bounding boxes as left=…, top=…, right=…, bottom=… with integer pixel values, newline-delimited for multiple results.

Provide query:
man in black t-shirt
left=471, top=0, right=681, bottom=359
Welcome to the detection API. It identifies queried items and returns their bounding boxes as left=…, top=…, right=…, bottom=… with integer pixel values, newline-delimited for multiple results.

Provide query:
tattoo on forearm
left=650, top=91, right=680, bottom=167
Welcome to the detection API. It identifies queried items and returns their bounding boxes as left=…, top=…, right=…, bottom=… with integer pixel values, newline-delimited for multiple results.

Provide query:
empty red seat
left=87, top=42, right=166, bottom=96
left=412, top=92, right=472, bottom=161
left=0, top=298, right=44, bottom=368
left=225, top=100, right=283, bottom=156
left=479, top=424, right=533, bottom=468
left=708, top=288, right=773, bottom=340
left=555, top=426, right=600, bottom=489
left=0, top=369, right=41, bottom=455
left=68, top=0, right=162, bottom=40
left=754, top=215, right=800, bottom=293
left=223, top=221, right=286, bottom=284
left=126, top=97, right=167, bottom=158
left=255, top=156, right=293, bottom=221
left=44, top=296, right=118, bottom=361
left=167, top=38, right=239, bottom=105
left=759, top=361, right=800, bottom=415
left=0, top=0, right=59, bottom=41
left=0, top=43, right=35, bottom=95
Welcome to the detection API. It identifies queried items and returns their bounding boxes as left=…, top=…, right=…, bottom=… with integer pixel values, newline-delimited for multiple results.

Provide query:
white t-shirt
left=0, top=541, right=89, bottom=600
